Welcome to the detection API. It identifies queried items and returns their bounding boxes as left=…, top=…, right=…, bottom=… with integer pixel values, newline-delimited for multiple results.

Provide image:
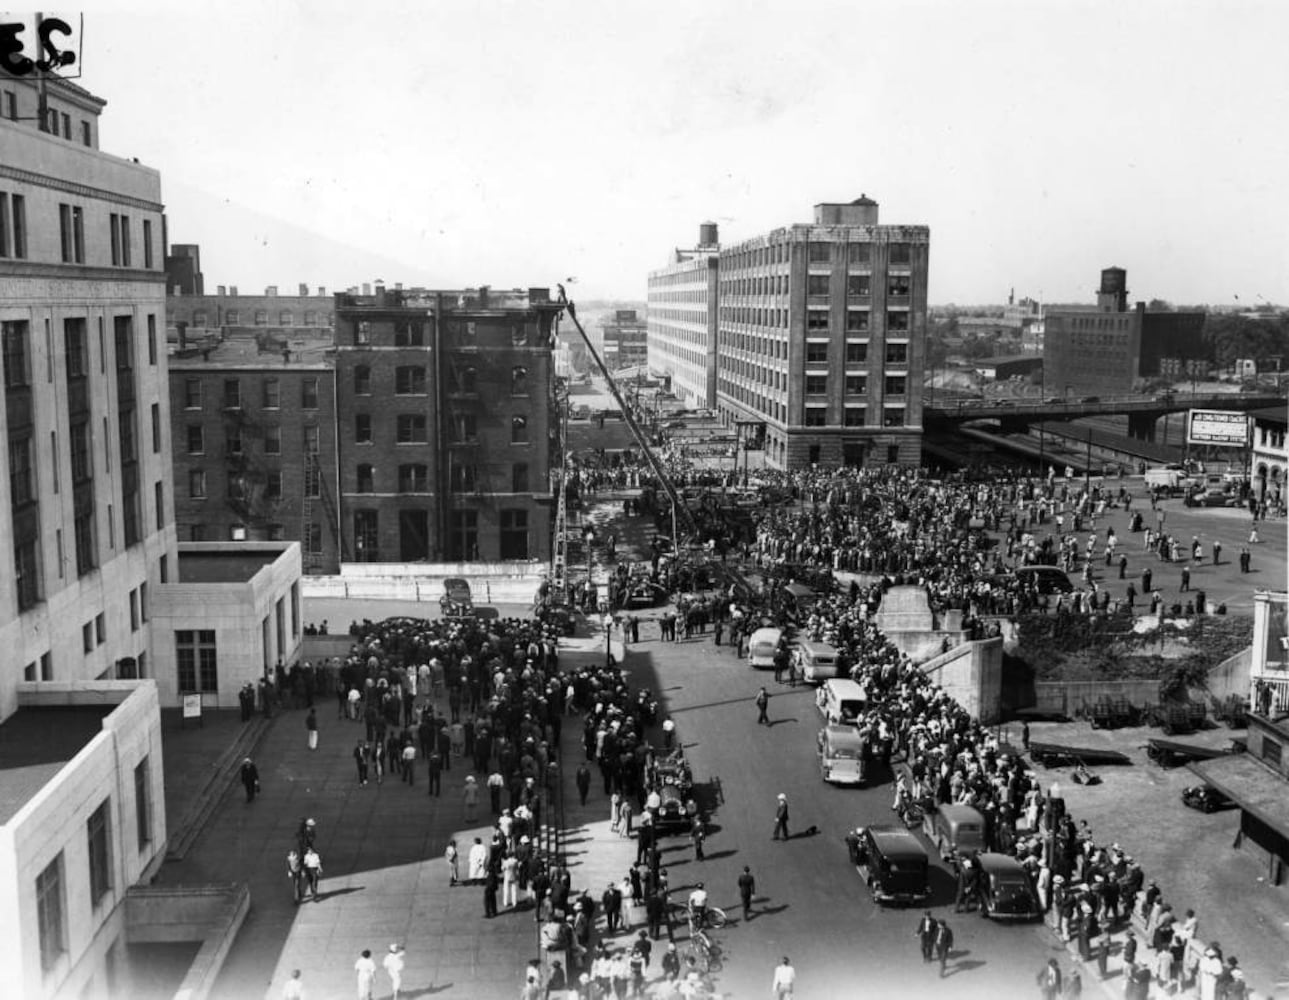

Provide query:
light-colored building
left=646, top=223, right=720, bottom=409
left=0, top=681, right=166, bottom=1000
left=1250, top=406, right=1287, bottom=505
left=0, top=73, right=176, bottom=719
left=716, top=197, right=930, bottom=469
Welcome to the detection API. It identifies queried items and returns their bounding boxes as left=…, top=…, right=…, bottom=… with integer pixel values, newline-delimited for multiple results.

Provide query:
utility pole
left=1085, top=427, right=1093, bottom=491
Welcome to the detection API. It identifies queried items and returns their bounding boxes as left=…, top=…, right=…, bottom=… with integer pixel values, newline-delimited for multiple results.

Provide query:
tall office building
left=600, top=309, right=649, bottom=372
left=646, top=222, right=720, bottom=408
left=333, top=285, right=562, bottom=563
left=658, top=198, right=930, bottom=468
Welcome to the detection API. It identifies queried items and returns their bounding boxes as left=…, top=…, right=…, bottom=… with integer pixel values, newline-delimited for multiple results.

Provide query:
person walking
left=354, top=949, right=376, bottom=1000
left=772, top=957, right=796, bottom=999
left=1180, top=564, right=1191, bottom=592
left=445, top=839, right=459, bottom=886
left=1037, top=957, right=1063, bottom=999
left=756, top=687, right=770, bottom=725
left=382, top=944, right=405, bottom=1000
left=354, top=740, right=369, bottom=785
left=464, top=774, right=480, bottom=820
left=690, top=815, right=705, bottom=861
left=426, top=747, right=442, bottom=796
left=1212, top=539, right=1222, bottom=565
left=916, top=911, right=936, bottom=963
left=240, top=757, right=260, bottom=803
left=305, top=708, right=318, bottom=750
left=401, top=741, right=416, bottom=785
left=934, top=918, right=954, bottom=977
left=576, top=763, right=592, bottom=805
left=772, top=793, right=790, bottom=840
left=302, top=845, right=322, bottom=901
left=737, top=865, right=756, bottom=920
left=282, top=969, right=304, bottom=1000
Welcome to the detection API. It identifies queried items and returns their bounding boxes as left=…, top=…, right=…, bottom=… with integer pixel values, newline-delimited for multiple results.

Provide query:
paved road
left=633, top=631, right=1071, bottom=999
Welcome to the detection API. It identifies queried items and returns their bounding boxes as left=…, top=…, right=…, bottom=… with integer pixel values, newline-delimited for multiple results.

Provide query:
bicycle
left=685, top=928, right=723, bottom=974
left=685, top=903, right=728, bottom=934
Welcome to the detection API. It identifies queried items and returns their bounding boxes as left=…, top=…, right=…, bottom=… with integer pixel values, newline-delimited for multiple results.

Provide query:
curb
left=165, top=713, right=276, bottom=861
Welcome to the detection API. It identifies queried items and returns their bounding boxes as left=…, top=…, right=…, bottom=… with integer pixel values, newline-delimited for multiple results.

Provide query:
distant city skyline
left=69, top=1, right=1289, bottom=306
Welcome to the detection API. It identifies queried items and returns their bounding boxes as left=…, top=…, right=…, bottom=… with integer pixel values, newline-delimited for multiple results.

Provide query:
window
left=510, top=415, right=528, bottom=444
left=61, top=112, right=70, bottom=139
left=394, top=320, right=422, bottom=346
left=64, top=320, right=88, bottom=378
left=264, top=471, right=282, bottom=500
left=120, top=214, right=131, bottom=266
left=301, top=377, right=318, bottom=408
left=847, top=274, right=870, bottom=297
left=846, top=311, right=870, bottom=333
left=883, top=407, right=906, bottom=427
left=9, top=194, right=25, bottom=258
left=395, top=366, right=425, bottom=395
left=225, top=309, right=239, bottom=325
left=807, top=242, right=830, bottom=263
left=888, top=445, right=901, bottom=463
left=499, top=509, right=529, bottom=559
left=805, top=375, right=828, bottom=395
left=189, top=524, right=207, bottom=542
left=143, top=219, right=153, bottom=268
left=9, top=437, right=34, bottom=506
left=847, top=243, right=871, bottom=265
left=140, top=582, right=148, bottom=622
left=808, top=445, right=821, bottom=464
left=134, top=759, right=152, bottom=851
left=264, top=425, right=281, bottom=454
left=280, top=311, right=293, bottom=326
left=885, top=342, right=908, bottom=365
left=511, top=366, right=528, bottom=395
left=806, top=274, right=830, bottom=296
left=186, top=425, right=204, bottom=454
left=399, top=464, right=428, bottom=492
left=154, top=481, right=165, bottom=529
left=806, top=342, right=828, bottom=364
left=254, top=310, right=267, bottom=326
left=450, top=463, right=476, bottom=492
left=845, top=375, right=868, bottom=395
left=70, top=421, right=92, bottom=482
left=262, top=378, right=280, bottom=409
left=227, top=472, right=244, bottom=501
left=113, top=316, right=134, bottom=372
left=806, top=310, right=829, bottom=332
left=176, top=629, right=218, bottom=692
left=151, top=403, right=160, bottom=453
left=36, top=854, right=66, bottom=972
left=512, top=463, right=529, bottom=493
left=267, top=524, right=285, bottom=541
left=354, top=321, right=371, bottom=346
left=74, top=511, right=96, bottom=575
left=887, top=312, right=910, bottom=332
left=448, top=510, right=478, bottom=561
left=356, top=463, right=374, bottom=493
left=885, top=375, right=907, bottom=396
left=184, top=378, right=202, bottom=408
left=1262, top=738, right=1282, bottom=767
left=397, top=414, right=427, bottom=443
left=355, top=414, right=372, bottom=443
left=223, top=379, right=241, bottom=409
left=306, top=523, right=322, bottom=555
left=130, top=589, right=139, bottom=631
left=188, top=470, right=207, bottom=498
left=889, top=243, right=911, bottom=264
left=887, top=274, right=911, bottom=297
left=109, top=212, right=121, bottom=265
left=804, top=406, right=827, bottom=427
left=84, top=621, right=94, bottom=654
left=353, top=365, right=371, bottom=395
left=455, top=366, right=477, bottom=394
left=2, top=319, right=29, bottom=386
left=303, top=425, right=320, bottom=454
left=353, top=510, right=378, bottom=560
left=226, top=428, right=242, bottom=456
left=58, top=204, right=84, bottom=263
left=844, top=406, right=867, bottom=427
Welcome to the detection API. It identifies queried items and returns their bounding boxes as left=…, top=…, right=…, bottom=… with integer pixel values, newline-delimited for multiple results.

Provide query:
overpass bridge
left=924, top=392, right=1284, bottom=442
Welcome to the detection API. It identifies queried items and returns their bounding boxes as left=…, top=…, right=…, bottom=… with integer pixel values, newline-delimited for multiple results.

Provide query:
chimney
left=317, top=286, right=326, bottom=297
left=394, top=282, right=403, bottom=291
left=298, top=283, right=308, bottom=297
left=265, top=285, right=278, bottom=297
left=217, top=285, right=226, bottom=296
left=229, top=285, right=238, bottom=295
left=362, top=283, right=371, bottom=296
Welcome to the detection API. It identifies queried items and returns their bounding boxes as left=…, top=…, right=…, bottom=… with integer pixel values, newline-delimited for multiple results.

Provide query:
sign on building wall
left=0, top=13, right=81, bottom=78
left=1187, top=409, right=1250, bottom=447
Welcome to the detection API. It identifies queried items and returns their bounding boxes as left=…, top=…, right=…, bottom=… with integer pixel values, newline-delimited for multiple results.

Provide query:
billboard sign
left=1187, top=409, right=1249, bottom=447
left=0, top=13, right=81, bottom=79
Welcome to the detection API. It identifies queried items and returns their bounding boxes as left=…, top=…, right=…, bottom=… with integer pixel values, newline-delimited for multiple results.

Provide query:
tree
left=1146, top=298, right=1174, bottom=312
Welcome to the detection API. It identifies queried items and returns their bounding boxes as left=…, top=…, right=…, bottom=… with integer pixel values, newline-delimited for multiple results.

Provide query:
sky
left=49, top=0, right=1289, bottom=305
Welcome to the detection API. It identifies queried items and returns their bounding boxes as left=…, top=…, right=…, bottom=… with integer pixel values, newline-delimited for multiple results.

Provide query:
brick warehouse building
left=715, top=197, right=929, bottom=468
left=333, top=286, right=562, bottom=565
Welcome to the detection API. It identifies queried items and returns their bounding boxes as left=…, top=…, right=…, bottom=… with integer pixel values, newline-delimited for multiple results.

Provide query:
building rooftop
left=1249, top=406, right=1287, bottom=427
left=0, top=707, right=113, bottom=825
left=975, top=354, right=1043, bottom=366
left=168, top=330, right=334, bottom=369
left=178, top=546, right=288, bottom=584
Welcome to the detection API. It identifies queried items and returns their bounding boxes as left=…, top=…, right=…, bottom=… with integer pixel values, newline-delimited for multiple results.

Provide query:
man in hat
left=382, top=944, right=405, bottom=1000
left=773, top=793, right=790, bottom=840
left=756, top=686, right=770, bottom=725
left=934, top=918, right=954, bottom=977
left=915, top=910, right=937, bottom=963
left=240, top=757, right=260, bottom=802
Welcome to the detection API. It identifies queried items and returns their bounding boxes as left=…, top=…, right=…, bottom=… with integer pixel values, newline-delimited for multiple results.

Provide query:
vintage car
left=977, top=853, right=1041, bottom=921
left=1181, top=785, right=1232, bottom=813
left=440, top=578, right=474, bottom=618
left=649, top=749, right=696, bottom=832
left=624, top=579, right=668, bottom=609
left=845, top=825, right=930, bottom=906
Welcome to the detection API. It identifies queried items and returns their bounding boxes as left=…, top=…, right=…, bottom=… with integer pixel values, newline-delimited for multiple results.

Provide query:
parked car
left=440, top=578, right=474, bottom=617
left=977, top=853, right=1042, bottom=921
left=845, top=825, right=930, bottom=906
left=624, top=580, right=668, bottom=609
left=1079, top=395, right=1101, bottom=403
left=1189, top=489, right=1239, bottom=508
left=1181, top=785, right=1232, bottom=813
left=1013, top=566, right=1075, bottom=595
left=922, top=804, right=985, bottom=862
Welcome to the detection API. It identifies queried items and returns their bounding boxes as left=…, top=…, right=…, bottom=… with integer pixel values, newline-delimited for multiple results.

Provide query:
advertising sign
left=0, top=13, right=81, bottom=79
left=1187, top=409, right=1249, bottom=447
left=182, top=693, right=202, bottom=719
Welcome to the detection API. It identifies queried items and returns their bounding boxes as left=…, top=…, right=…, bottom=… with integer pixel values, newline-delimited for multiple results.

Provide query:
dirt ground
left=1003, top=717, right=1289, bottom=994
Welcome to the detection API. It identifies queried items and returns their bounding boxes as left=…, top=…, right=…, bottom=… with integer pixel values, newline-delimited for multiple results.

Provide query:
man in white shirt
left=687, top=883, right=708, bottom=929
left=772, top=956, right=796, bottom=999
left=382, top=944, right=404, bottom=1000
left=354, top=950, right=376, bottom=1000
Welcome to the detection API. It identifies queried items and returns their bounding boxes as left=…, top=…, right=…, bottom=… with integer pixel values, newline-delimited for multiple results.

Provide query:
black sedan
left=1181, top=785, right=1232, bottom=813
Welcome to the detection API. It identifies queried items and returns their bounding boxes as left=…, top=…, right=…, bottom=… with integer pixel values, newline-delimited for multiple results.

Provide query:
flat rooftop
left=0, top=707, right=113, bottom=825
left=179, top=548, right=282, bottom=583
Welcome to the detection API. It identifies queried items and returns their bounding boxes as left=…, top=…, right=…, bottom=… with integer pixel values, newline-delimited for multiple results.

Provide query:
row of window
left=350, top=508, right=531, bottom=563
left=803, top=405, right=907, bottom=428
left=54, top=202, right=155, bottom=269
left=804, top=374, right=906, bottom=396
left=4, top=315, right=160, bottom=388
left=182, top=309, right=334, bottom=328
left=0, top=191, right=28, bottom=258
left=37, top=765, right=153, bottom=974
left=186, top=377, right=320, bottom=410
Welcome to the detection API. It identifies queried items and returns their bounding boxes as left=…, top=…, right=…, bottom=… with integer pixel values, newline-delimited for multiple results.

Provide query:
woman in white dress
left=468, top=837, right=488, bottom=882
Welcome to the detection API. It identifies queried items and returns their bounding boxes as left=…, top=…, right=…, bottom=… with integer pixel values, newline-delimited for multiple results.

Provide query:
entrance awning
left=1189, top=754, right=1289, bottom=836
